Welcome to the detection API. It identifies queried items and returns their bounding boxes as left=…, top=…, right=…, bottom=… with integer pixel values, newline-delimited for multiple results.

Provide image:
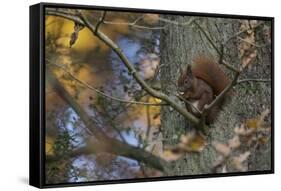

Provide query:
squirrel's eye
left=184, top=79, right=188, bottom=84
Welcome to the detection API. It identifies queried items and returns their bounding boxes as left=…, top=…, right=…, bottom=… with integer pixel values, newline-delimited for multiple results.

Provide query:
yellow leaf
left=45, top=136, right=54, bottom=156
left=246, top=118, right=259, bottom=129
left=187, top=135, right=206, bottom=152
left=179, top=132, right=206, bottom=153
left=245, top=109, right=270, bottom=129
left=162, top=150, right=183, bottom=161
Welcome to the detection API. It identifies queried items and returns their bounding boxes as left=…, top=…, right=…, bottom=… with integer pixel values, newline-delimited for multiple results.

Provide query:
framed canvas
left=29, top=2, right=274, bottom=188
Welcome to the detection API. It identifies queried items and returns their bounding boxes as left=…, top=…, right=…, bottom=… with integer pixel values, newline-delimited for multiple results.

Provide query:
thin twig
left=145, top=96, right=152, bottom=139
left=95, top=11, right=107, bottom=34
left=221, top=60, right=240, bottom=73
left=224, top=21, right=264, bottom=45
left=103, top=15, right=144, bottom=26
left=236, top=36, right=262, bottom=48
left=158, top=17, right=196, bottom=26
left=47, top=8, right=78, bottom=17
left=104, top=15, right=166, bottom=30
left=47, top=10, right=84, bottom=25
left=237, top=78, right=271, bottom=84
left=193, top=21, right=221, bottom=56
left=192, top=21, right=240, bottom=73
left=103, top=16, right=196, bottom=30
left=202, top=71, right=240, bottom=117
left=104, top=21, right=166, bottom=30
left=47, top=60, right=166, bottom=106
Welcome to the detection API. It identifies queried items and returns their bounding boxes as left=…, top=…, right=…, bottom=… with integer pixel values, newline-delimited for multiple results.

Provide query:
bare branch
left=236, top=36, right=262, bottom=48
left=145, top=96, right=152, bottom=139
left=192, top=21, right=240, bottom=73
left=95, top=11, right=107, bottom=34
left=202, top=71, right=240, bottom=119
left=237, top=78, right=271, bottom=84
left=47, top=60, right=166, bottom=106
left=224, top=21, right=264, bottom=45
left=46, top=9, right=205, bottom=128
left=47, top=8, right=78, bottom=16
left=103, top=16, right=196, bottom=30
left=193, top=21, right=221, bottom=56
left=46, top=68, right=169, bottom=171
left=221, top=60, right=241, bottom=73
left=75, top=10, right=201, bottom=125
left=158, top=17, right=196, bottom=26
left=104, top=15, right=166, bottom=30
left=46, top=10, right=84, bottom=25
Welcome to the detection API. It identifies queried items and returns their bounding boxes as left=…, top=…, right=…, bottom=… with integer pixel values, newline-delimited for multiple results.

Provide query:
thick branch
left=47, top=68, right=168, bottom=171
left=46, top=9, right=202, bottom=127
left=75, top=11, right=200, bottom=124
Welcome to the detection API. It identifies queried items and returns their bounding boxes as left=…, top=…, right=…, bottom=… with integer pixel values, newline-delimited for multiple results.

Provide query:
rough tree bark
left=160, top=16, right=271, bottom=175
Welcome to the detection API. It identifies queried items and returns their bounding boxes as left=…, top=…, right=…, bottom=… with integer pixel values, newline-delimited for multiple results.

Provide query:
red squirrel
left=177, top=56, right=230, bottom=123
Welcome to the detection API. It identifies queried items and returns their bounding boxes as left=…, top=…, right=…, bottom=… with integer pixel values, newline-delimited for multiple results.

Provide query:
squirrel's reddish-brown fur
left=191, top=56, right=230, bottom=96
left=177, top=55, right=231, bottom=123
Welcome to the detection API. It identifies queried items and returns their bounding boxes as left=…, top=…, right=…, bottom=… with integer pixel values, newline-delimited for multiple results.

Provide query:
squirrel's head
left=177, top=65, right=194, bottom=95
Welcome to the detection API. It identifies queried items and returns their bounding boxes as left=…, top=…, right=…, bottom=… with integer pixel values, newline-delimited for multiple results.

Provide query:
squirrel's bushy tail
left=191, top=55, right=230, bottom=96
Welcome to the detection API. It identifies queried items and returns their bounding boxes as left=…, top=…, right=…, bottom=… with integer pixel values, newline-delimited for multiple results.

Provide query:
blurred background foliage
left=45, top=9, right=163, bottom=183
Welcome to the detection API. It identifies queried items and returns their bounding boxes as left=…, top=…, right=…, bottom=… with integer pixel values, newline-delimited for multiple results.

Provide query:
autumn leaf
left=161, top=149, right=183, bottom=161
left=212, top=141, right=231, bottom=157
left=238, top=20, right=259, bottom=70
left=213, top=109, right=270, bottom=172
left=162, top=132, right=206, bottom=161
left=245, top=109, right=270, bottom=129
left=69, top=22, right=85, bottom=48
left=246, top=118, right=259, bottom=129
left=234, top=124, right=255, bottom=136
left=232, top=151, right=251, bottom=171
left=45, top=136, right=55, bottom=156
left=258, top=137, right=268, bottom=145
left=178, top=131, right=206, bottom=153
left=183, top=133, right=206, bottom=153
left=228, top=135, right=240, bottom=149
left=143, top=14, right=159, bottom=24
left=69, top=31, right=78, bottom=47
left=241, top=49, right=257, bottom=69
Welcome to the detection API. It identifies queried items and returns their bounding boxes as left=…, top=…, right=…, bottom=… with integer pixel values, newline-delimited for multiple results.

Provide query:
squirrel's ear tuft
left=186, top=64, right=193, bottom=76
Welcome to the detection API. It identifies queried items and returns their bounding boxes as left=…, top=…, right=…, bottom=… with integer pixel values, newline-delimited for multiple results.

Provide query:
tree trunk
left=160, top=16, right=271, bottom=175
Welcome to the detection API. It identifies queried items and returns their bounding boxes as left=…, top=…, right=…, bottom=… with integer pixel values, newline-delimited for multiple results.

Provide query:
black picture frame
left=30, top=2, right=274, bottom=188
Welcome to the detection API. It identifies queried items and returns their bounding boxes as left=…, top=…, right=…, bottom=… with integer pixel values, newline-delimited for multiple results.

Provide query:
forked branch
left=46, top=68, right=169, bottom=171
left=46, top=9, right=201, bottom=126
